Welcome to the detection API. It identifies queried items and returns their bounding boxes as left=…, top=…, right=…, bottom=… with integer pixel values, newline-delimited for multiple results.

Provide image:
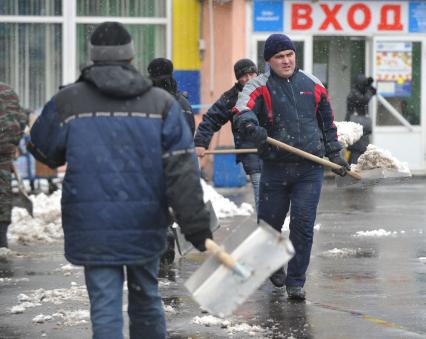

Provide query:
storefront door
left=371, top=36, right=426, bottom=171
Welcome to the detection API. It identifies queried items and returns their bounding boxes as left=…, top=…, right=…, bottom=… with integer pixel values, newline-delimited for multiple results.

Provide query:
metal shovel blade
left=174, top=200, right=220, bottom=256
left=335, top=168, right=412, bottom=188
left=185, top=221, right=295, bottom=318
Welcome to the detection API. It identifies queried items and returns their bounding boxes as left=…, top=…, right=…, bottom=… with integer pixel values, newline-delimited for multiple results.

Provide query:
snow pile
left=9, top=191, right=63, bottom=244
left=335, top=121, right=363, bottom=148
left=201, top=179, right=254, bottom=218
left=10, top=284, right=88, bottom=314
left=8, top=180, right=252, bottom=245
left=192, top=315, right=266, bottom=337
left=418, top=257, right=426, bottom=264
left=353, top=229, right=399, bottom=237
left=32, top=310, right=89, bottom=326
left=0, top=247, right=12, bottom=260
left=353, top=144, right=410, bottom=172
left=55, top=264, right=82, bottom=277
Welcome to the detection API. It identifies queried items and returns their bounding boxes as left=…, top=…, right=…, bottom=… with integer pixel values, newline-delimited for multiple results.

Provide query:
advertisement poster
left=376, top=41, right=412, bottom=97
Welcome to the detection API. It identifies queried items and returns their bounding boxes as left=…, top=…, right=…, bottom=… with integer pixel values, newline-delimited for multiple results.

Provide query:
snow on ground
left=8, top=180, right=253, bottom=245
left=320, top=248, right=376, bottom=258
left=335, top=121, right=363, bottom=148
left=353, top=229, right=404, bottom=237
left=201, top=179, right=254, bottom=218
left=281, top=216, right=321, bottom=232
left=353, top=144, right=410, bottom=172
left=192, top=315, right=267, bottom=337
left=32, top=310, right=90, bottom=326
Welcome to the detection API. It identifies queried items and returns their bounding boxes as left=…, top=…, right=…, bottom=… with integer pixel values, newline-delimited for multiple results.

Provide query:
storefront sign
left=376, top=42, right=412, bottom=97
left=409, top=2, right=426, bottom=33
left=285, top=1, right=408, bottom=34
left=253, top=0, right=283, bottom=32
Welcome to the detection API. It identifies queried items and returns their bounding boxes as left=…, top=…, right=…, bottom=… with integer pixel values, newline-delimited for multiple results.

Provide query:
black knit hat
left=263, top=34, right=296, bottom=61
left=234, top=59, right=258, bottom=80
left=90, top=22, right=135, bottom=61
left=147, top=58, right=174, bottom=80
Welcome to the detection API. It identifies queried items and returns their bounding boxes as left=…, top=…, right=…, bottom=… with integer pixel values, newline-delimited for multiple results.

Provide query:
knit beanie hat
left=234, top=59, right=258, bottom=80
left=147, top=58, right=174, bottom=80
left=90, top=22, right=135, bottom=62
left=263, top=34, right=296, bottom=61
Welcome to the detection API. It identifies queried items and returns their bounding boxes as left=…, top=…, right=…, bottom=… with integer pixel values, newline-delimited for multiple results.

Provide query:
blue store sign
left=253, top=0, right=283, bottom=32
left=409, top=2, right=426, bottom=33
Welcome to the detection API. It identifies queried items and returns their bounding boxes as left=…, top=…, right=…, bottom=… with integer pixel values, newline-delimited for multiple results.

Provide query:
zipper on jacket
left=288, top=78, right=301, bottom=145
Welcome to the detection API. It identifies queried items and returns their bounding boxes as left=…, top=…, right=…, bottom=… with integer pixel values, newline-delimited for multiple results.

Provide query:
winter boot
left=0, top=223, right=9, bottom=248
left=160, top=227, right=175, bottom=265
left=286, top=286, right=306, bottom=300
left=269, top=266, right=286, bottom=287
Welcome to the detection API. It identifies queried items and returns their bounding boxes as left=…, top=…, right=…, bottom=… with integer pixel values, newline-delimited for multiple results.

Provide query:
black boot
left=0, top=223, right=9, bottom=248
left=269, top=266, right=286, bottom=287
left=160, top=227, right=175, bottom=265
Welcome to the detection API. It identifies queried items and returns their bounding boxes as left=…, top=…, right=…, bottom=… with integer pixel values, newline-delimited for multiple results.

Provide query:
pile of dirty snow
left=335, top=121, right=363, bottom=148
left=8, top=180, right=253, bottom=245
left=201, top=179, right=254, bottom=218
left=32, top=310, right=90, bottom=326
left=352, top=144, right=410, bottom=172
left=9, top=191, right=62, bottom=244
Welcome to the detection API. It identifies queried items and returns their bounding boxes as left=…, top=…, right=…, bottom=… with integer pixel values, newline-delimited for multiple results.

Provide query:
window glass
left=77, top=0, right=166, bottom=17
left=76, top=24, right=166, bottom=75
left=376, top=41, right=421, bottom=126
left=0, top=0, right=61, bottom=16
left=0, top=23, right=62, bottom=110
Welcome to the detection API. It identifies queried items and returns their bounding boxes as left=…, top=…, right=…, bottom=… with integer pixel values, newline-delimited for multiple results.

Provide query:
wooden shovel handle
left=205, top=239, right=237, bottom=269
left=204, top=149, right=258, bottom=155
left=266, top=137, right=362, bottom=180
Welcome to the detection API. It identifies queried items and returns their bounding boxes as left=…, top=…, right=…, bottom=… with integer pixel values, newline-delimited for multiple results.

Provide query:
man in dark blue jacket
left=28, top=22, right=211, bottom=339
left=194, top=59, right=261, bottom=210
left=233, top=34, right=349, bottom=300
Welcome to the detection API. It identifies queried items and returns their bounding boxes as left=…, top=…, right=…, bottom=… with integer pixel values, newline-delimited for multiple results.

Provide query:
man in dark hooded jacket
left=194, top=59, right=261, bottom=210
left=28, top=22, right=211, bottom=339
left=345, top=74, right=375, bottom=163
left=148, top=58, right=195, bottom=135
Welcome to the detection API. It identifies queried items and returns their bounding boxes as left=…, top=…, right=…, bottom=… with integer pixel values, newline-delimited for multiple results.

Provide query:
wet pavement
left=1, top=177, right=426, bottom=338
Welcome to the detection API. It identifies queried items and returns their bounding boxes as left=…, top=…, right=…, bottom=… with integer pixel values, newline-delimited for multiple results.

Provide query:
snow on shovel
left=185, top=221, right=294, bottom=317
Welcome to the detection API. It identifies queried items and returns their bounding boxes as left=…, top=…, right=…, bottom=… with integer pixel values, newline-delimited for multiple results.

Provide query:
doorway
left=313, top=36, right=366, bottom=121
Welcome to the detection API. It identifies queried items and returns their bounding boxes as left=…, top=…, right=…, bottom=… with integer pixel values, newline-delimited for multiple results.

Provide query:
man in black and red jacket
left=233, top=33, right=349, bottom=300
left=194, top=59, right=261, bottom=211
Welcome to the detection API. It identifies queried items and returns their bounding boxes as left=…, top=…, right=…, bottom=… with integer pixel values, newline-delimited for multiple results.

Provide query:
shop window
left=256, top=40, right=304, bottom=74
left=77, top=24, right=166, bottom=75
left=376, top=42, right=421, bottom=126
left=77, top=0, right=166, bottom=17
left=0, top=0, right=61, bottom=16
left=0, top=23, right=62, bottom=110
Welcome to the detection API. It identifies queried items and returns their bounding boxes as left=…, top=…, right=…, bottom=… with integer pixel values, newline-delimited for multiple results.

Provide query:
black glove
left=369, top=86, right=377, bottom=95
left=184, top=229, right=213, bottom=252
left=244, top=123, right=268, bottom=147
left=328, top=152, right=350, bottom=177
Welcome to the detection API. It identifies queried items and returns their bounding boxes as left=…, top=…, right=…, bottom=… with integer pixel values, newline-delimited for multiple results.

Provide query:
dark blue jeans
left=258, top=161, right=324, bottom=287
left=84, top=258, right=166, bottom=339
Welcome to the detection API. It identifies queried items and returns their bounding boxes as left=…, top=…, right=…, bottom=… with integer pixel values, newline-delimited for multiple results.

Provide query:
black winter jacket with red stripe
left=233, top=69, right=341, bottom=162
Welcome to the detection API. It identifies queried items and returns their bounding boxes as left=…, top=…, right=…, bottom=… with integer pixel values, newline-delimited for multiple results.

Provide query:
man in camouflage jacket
left=0, top=82, right=27, bottom=248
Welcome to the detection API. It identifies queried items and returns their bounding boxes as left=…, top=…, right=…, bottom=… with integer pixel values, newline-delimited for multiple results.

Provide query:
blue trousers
left=258, top=161, right=324, bottom=287
left=84, top=258, right=166, bottom=339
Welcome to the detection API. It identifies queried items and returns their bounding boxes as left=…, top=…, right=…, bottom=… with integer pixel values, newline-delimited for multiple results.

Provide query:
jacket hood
left=354, top=74, right=368, bottom=91
left=79, top=63, right=152, bottom=98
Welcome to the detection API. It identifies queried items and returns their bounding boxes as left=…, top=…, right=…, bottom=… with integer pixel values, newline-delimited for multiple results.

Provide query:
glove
left=328, top=152, right=350, bottom=177
left=184, top=229, right=213, bottom=252
left=244, top=123, right=268, bottom=147
left=369, top=86, right=377, bottom=95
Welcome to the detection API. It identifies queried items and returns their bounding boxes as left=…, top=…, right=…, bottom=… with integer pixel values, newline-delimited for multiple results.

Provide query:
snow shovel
left=266, top=137, right=362, bottom=180
left=204, top=148, right=257, bottom=155
left=11, top=163, right=33, bottom=217
left=335, top=167, right=412, bottom=188
left=173, top=200, right=220, bottom=256
left=185, top=221, right=294, bottom=317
